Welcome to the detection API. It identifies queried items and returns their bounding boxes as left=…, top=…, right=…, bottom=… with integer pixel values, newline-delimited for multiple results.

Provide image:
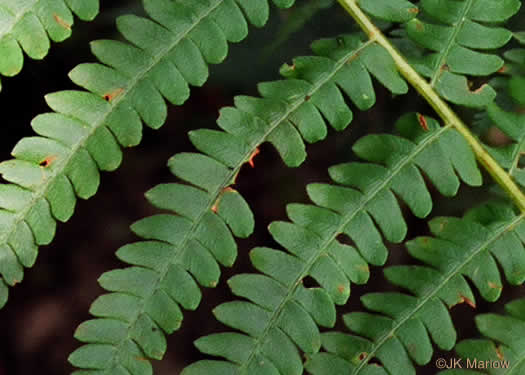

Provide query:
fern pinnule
left=306, top=201, right=525, bottom=375
left=439, top=297, right=525, bottom=374
left=472, top=43, right=525, bottom=189
left=0, top=0, right=295, bottom=311
left=401, top=0, right=521, bottom=108
left=0, top=0, right=99, bottom=91
left=69, top=32, right=411, bottom=374
left=182, top=112, right=482, bottom=375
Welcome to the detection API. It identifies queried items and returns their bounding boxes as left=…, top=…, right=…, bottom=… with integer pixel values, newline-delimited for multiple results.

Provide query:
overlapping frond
left=480, top=39, right=525, bottom=189
left=0, top=0, right=99, bottom=91
left=438, top=297, right=525, bottom=374
left=180, top=113, right=482, bottom=375
left=0, top=0, right=298, bottom=311
left=305, top=202, right=525, bottom=375
left=68, top=34, right=410, bottom=374
left=401, top=0, right=521, bottom=108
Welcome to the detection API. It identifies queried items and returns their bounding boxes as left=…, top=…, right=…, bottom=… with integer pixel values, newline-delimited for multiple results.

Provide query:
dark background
left=0, top=1, right=523, bottom=374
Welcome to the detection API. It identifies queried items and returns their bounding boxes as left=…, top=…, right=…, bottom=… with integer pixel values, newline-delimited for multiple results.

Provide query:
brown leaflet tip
left=417, top=113, right=429, bottom=131
left=408, top=7, right=419, bottom=14
left=53, top=14, right=72, bottom=30
left=211, top=187, right=236, bottom=213
left=498, top=65, right=508, bottom=74
left=495, top=346, right=504, bottom=360
left=248, top=148, right=260, bottom=168
left=103, top=88, right=124, bottom=102
left=459, top=295, right=476, bottom=309
left=224, top=187, right=236, bottom=193
left=135, top=357, right=148, bottom=362
left=40, top=155, right=58, bottom=167
left=474, top=84, right=487, bottom=94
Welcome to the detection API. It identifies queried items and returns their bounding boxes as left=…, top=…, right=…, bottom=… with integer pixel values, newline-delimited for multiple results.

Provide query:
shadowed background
left=0, top=1, right=524, bottom=374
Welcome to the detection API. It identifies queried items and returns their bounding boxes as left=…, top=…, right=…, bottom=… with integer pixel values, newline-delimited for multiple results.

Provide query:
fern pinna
left=439, top=296, right=525, bottom=374
left=305, top=201, right=525, bottom=375
left=68, top=30, right=412, bottom=373
left=0, top=0, right=296, bottom=311
left=0, top=0, right=99, bottom=91
left=180, top=112, right=483, bottom=375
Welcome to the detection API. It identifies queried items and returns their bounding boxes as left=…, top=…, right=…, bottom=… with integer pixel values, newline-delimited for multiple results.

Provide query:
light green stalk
left=337, top=0, right=525, bottom=212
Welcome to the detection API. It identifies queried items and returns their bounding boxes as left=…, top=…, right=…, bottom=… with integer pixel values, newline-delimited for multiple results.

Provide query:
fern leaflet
left=68, top=33, right=411, bottom=374
left=439, top=297, right=525, bottom=374
left=305, top=201, right=525, bottom=375
left=401, top=0, right=520, bottom=108
left=180, top=112, right=482, bottom=375
left=0, top=0, right=99, bottom=91
left=0, top=0, right=297, bottom=311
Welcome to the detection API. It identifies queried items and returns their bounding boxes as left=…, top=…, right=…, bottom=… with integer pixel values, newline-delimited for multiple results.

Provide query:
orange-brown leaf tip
left=488, top=281, right=502, bottom=290
left=53, top=14, right=72, bottom=30
left=40, top=155, right=58, bottom=167
left=417, top=113, right=429, bottom=131
left=103, top=88, right=124, bottom=102
left=459, top=295, right=476, bottom=309
left=248, top=148, right=260, bottom=168
left=498, top=65, right=508, bottom=73
left=408, top=7, right=419, bottom=14
left=474, top=84, right=487, bottom=94
left=495, top=346, right=504, bottom=360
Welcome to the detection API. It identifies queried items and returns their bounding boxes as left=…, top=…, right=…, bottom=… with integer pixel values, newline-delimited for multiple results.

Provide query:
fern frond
left=438, top=297, right=525, bottom=374
left=181, top=112, right=483, bottom=375
left=0, top=0, right=99, bottom=91
left=401, top=0, right=521, bottom=108
left=305, top=201, right=525, bottom=375
left=68, top=32, right=411, bottom=374
left=0, top=0, right=297, bottom=311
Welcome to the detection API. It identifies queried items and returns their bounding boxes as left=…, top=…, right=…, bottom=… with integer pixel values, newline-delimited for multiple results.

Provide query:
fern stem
left=337, top=0, right=525, bottom=212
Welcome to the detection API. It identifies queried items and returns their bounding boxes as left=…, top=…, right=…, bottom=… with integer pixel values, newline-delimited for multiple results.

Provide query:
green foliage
left=68, top=31, right=412, bottom=374
left=1, top=0, right=525, bottom=374
left=180, top=112, right=484, bottom=375
left=439, top=297, right=525, bottom=374
left=0, top=0, right=295, bottom=311
left=402, top=0, right=520, bottom=107
left=306, top=202, right=525, bottom=375
left=0, top=0, right=99, bottom=91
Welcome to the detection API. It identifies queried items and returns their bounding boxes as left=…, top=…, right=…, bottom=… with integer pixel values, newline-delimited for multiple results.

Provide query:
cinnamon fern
left=0, top=0, right=525, bottom=374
